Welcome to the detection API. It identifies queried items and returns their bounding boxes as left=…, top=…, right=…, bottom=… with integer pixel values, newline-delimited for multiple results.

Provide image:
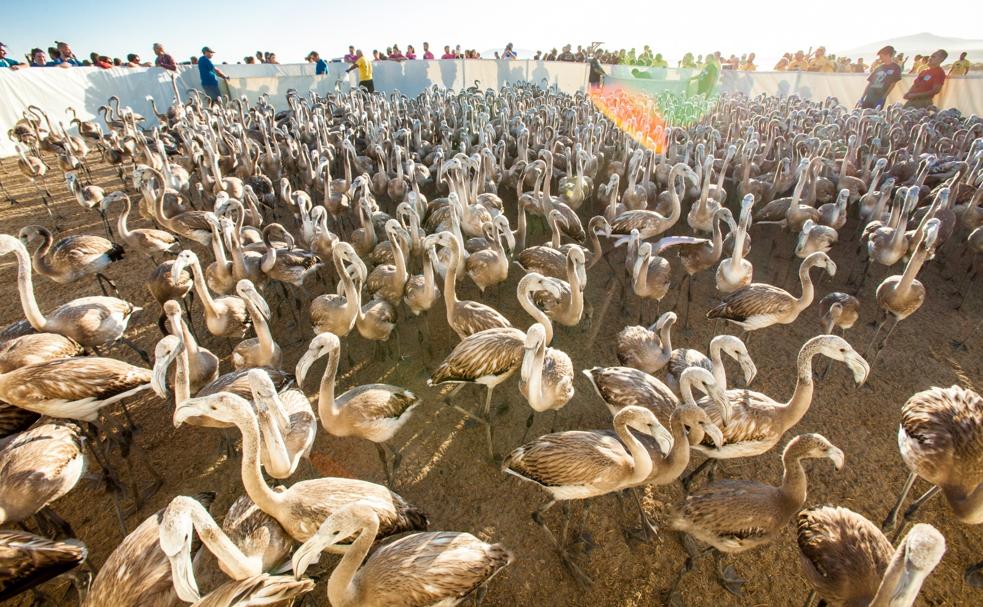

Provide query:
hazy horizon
left=4, top=1, right=981, bottom=66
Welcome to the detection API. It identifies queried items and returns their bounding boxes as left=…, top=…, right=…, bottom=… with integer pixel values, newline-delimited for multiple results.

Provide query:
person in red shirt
left=904, top=49, right=947, bottom=109
left=441, top=45, right=456, bottom=60
left=422, top=42, right=434, bottom=60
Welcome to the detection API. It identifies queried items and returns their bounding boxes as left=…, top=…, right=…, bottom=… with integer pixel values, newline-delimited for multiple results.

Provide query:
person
left=389, top=45, right=405, bottom=61
left=441, top=45, right=456, bottom=60
left=28, top=48, right=48, bottom=67
left=808, top=47, right=835, bottom=72
left=345, top=48, right=374, bottom=93
left=152, top=43, right=177, bottom=71
left=853, top=57, right=866, bottom=73
left=344, top=46, right=357, bottom=63
left=588, top=53, right=606, bottom=88
left=308, top=51, right=328, bottom=74
left=557, top=44, right=575, bottom=61
left=690, top=53, right=720, bottom=96
left=422, top=42, right=434, bottom=60
left=267, top=53, right=279, bottom=64
left=858, top=45, right=902, bottom=109
left=774, top=53, right=791, bottom=71
left=198, top=46, right=229, bottom=101
left=51, top=41, right=82, bottom=66
left=406, top=45, right=417, bottom=60
left=904, top=49, right=947, bottom=108
left=0, top=42, right=23, bottom=69
left=244, top=56, right=256, bottom=64
left=575, top=45, right=586, bottom=62
left=545, top=48, right=557, bottom=61
left=949, top=52, right=971, bottom=77
left=652, top=53, right=668, bottom=68
left=126, top=53, right=149, bottom=67
left=787, top=50, right=808, bottom=71
left=908, top=54, right=925, bottom=75
left=503, top=42, right=517, bottom=60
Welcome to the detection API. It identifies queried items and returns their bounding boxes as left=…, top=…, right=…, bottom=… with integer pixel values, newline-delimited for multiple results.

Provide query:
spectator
left=908, top=54, right=925, bottom=75
left=29, top=48, right=48, bottom=67
left=455, top=45, right=463, bottom=58
left=389, top=45, right=405, bottom=61
left=308, top=51, right=328, bottom=74
left=372, top=50, right=381, bottom=61
left=557, top=45, right=575, bottom=61
left=740, top=53, right=757, bottom=71
left=859, top=45, right=902, bottom=109
left=422, top=42, right=434, bottom=60
left=808, top=47, right=835, bottom=72
left=949, top=52, right=971, bottom=77
left=267, top=53, right=279, bottom=64
left=441, top=45, right=456, bottom=60
left=92, top=55, right=112, bottom=68
left=0, top=42, right=23, bottom=69
left=853, top=58, right=866, bottom=73
left=52, top=41, right=83, bottom=66
left=344, top=46, right=357, bottom=63
left=190, top=56, right=198, bottom=65
left=503, top=42, right=517, bottom=60
left=152, top=43, right=177, bottom=71
left=546, top=48, right=557, bottom=61
left=126, top=53, right=150, bottom=67
left=904, top=49, right=947, bottom=108
left=345, top=49, right=374, bottom=93
left=534, top=51, right=542, bottom=60
left=406, top=45, right=417, bottom=60
left=255, top=51, right=265, bottom=63
left=112, top=57, right=123, bottom=67
left=198, top=46, right=229, bottom=101
left=652, top=53, right=668, bottom=68
left=787, top=50, right=808, bottom=70
left=588, top=53, right=606, bottom=88
left=774, top=53, right=791, bottom=71
left=690, top=53, right=720, bottom=96
left=575, top=45, right=586, bottom=62
left=244, top=56, right=256, bottom=64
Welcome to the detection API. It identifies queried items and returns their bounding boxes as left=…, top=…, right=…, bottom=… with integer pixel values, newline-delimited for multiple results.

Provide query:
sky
left=3, top=0, right=982, bottom=66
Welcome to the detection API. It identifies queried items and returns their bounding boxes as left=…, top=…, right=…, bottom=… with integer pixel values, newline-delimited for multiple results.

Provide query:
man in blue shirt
left=307, top=51, right=328, bottom=75
left=0, top=43, right=23, bottom=69
left=52, top=41, right=83, bottom=66
left=198, top=46, right=229, bottom=101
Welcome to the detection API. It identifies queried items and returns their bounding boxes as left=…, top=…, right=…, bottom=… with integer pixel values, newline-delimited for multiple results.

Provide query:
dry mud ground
left=0, top=153, right=980, bottom=607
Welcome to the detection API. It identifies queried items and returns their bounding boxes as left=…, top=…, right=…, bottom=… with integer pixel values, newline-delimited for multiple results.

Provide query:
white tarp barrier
left=3, top=62, right=981, bottom=157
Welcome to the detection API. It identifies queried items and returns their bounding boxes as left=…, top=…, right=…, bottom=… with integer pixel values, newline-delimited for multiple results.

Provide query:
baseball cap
left=202, top=46, right=214, bottom=54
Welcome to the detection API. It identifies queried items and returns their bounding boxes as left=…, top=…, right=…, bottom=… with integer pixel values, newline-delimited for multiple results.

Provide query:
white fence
left=2, top=60, right=981, bottom=157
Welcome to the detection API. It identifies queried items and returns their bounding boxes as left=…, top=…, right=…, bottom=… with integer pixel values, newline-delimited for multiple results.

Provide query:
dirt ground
left=0, top=153, right=980, bottom=607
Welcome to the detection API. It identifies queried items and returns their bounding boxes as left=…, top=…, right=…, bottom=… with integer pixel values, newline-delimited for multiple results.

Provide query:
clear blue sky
left=4, top=0, right=981, bottom=65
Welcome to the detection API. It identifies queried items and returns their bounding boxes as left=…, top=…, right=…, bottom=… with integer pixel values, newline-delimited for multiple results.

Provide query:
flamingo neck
left=327, top=512, right=378, bottom=607
left=614, top=415, right=654, bottom=485
left=12, top=242, right=46, bottom=330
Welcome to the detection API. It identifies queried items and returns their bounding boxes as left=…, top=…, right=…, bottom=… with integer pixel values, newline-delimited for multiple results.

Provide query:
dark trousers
left=202, top=83, right=222, bottom=101
left=359, top=79, right=375, bottom=93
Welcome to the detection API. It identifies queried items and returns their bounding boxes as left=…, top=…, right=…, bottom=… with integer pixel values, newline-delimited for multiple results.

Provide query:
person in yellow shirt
left=345, top=49, right=374, bottom=93
left=949, top=52, right=972, bottom=77
left=740, top=52, right=757, bottom=71
left=909, top=55, right=926, bottom=75
left=787, top=50, right=808, bottom=70
left=807, top=47, right=835, bottom=72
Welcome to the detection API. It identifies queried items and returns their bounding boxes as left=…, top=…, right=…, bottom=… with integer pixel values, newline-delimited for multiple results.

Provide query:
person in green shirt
left=652, top=53, right=668, bottom=68
left=691, top=54, right=720, bottom=96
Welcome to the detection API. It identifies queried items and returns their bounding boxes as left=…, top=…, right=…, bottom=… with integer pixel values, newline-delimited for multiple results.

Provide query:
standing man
left=858, top=46, right=902, bottom=109
left=904, top=49, right=948, bottom=108
left=422, top=42, right=434, bottom=60
left=0, top=42, right=23, bottom=69
left=344, top=46, right=357, bottom=63
left=948, top=52, right=971, bottom=77
left=198, top=46, right=229, bottom=101
left=503, top=43, right=517, bottom=60
left=307, top=51, right=328, bottom=74
left=690, top=53, right=720, bottom=97
left=345, top=49, right=374, bottom=93
left=153, top=42, right=177, bottom=71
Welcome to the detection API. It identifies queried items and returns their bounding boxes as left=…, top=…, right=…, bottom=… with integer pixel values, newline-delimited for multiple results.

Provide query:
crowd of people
left=1, top=38, right=978, bottom=79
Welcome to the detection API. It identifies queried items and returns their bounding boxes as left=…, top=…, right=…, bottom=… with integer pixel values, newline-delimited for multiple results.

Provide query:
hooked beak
left=710, top=385, right=731, bottom=426
left=166, top=550, right=200, bottom=603
left=649, top=422, right=674, bottom=457
left=740, top=356, right=758, bottom=386
left=292, top=533, right=334, bottom=579
left=170, top=258, right=186, bottom=284
left=295, top=350, right=318, bottom=389
left=825, top=259, right=837, bottom=277
left=702, top=422, right=725, bottom=449
left=151, top=360, right=171, bottom=400
left=827, top=446, right=845, bottom=470
left=847, top=353, right=870, bottom=386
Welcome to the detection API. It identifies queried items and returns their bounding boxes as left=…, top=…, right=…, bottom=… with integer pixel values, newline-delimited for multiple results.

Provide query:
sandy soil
left=0, top=153, right=980, bottom=607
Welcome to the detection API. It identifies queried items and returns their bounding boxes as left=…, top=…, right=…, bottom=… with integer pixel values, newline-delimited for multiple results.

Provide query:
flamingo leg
left=881, top=471, right=917, bottom=531
left=531, top=500, right=593, bottom=587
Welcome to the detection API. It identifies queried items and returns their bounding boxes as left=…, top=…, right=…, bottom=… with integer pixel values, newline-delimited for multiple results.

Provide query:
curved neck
left=586, top=227, right=603, bottom=269
left=794, top=261, right=817, bottom=312
left=897, top=243, right=929, bottom=294
left=317, top=349, right=341, bottom=423
left=443, top=238, right=461, bottom=313
left=186, top=255, right=218, bottom=312
left=779, top=450, right=809, bottom=511
left=778, top=345, right=818, bottom=431
left=184, top=500, right=260, bottom=578
left=614, top=416, right=653, bottom=485
left=708, top=344, right=727, bottom=391
left=11, top=242, right=46, bottom=330
left=246, top=297, right=275, bottom=358
left=658, top=320, right=673, bottom=360
left=327, top=513, right=378, bottom=607
left=29, top=235, right=55, bottom=277
left=869, top=540, right=910, bottom=607
left=232, top=405, right=283, bottom=513
left=523, top=341, right=546, bottom=411
left=566, top=260, right=584, bottom=317
left=519, top=288, right=554, bottom=345
left=116, top=197, right=135, bottom=241
left=662, top=413, right=694, bottom=478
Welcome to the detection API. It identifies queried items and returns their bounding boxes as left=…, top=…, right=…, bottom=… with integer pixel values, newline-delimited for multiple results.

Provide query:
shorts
left=360, top=79, right=375, bottom=93
left=904, top=97, right=934, bottom=109
left=202, top=83, right=222, bottom=101
left=859, top=94, right=886, bottom=109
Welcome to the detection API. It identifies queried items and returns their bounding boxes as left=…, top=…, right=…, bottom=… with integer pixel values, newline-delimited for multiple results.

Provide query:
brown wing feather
left=698, top=389, right=786, bottom=446
left=671, top=479, right=787, bottom=547
left=356, top=533, right=512, bottom=607
left=503, top=431, right=632, bottom=488
left=516, top=247, right=566, bottom=279
left=429, top=328, right=524, bottom=384
left=198, top=367, right=294, bottom=399
left=706, top=283, right=795, bottom=322
left=796, top=506, right=893, bottom=604
left=900, top=385, right=983, bottom=486
left=0, top=404, right=41, bottom=440
left=0, top=358, right=151, bottom=407
left=586, top=366, right=678, bottom=423
left=0, top=531, right=87, bottom=601
left=0, top=333, right=84, bottom=373
left=452, top=301, right=511, bottom=338
left=192, top=574, right=314, bottom=607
